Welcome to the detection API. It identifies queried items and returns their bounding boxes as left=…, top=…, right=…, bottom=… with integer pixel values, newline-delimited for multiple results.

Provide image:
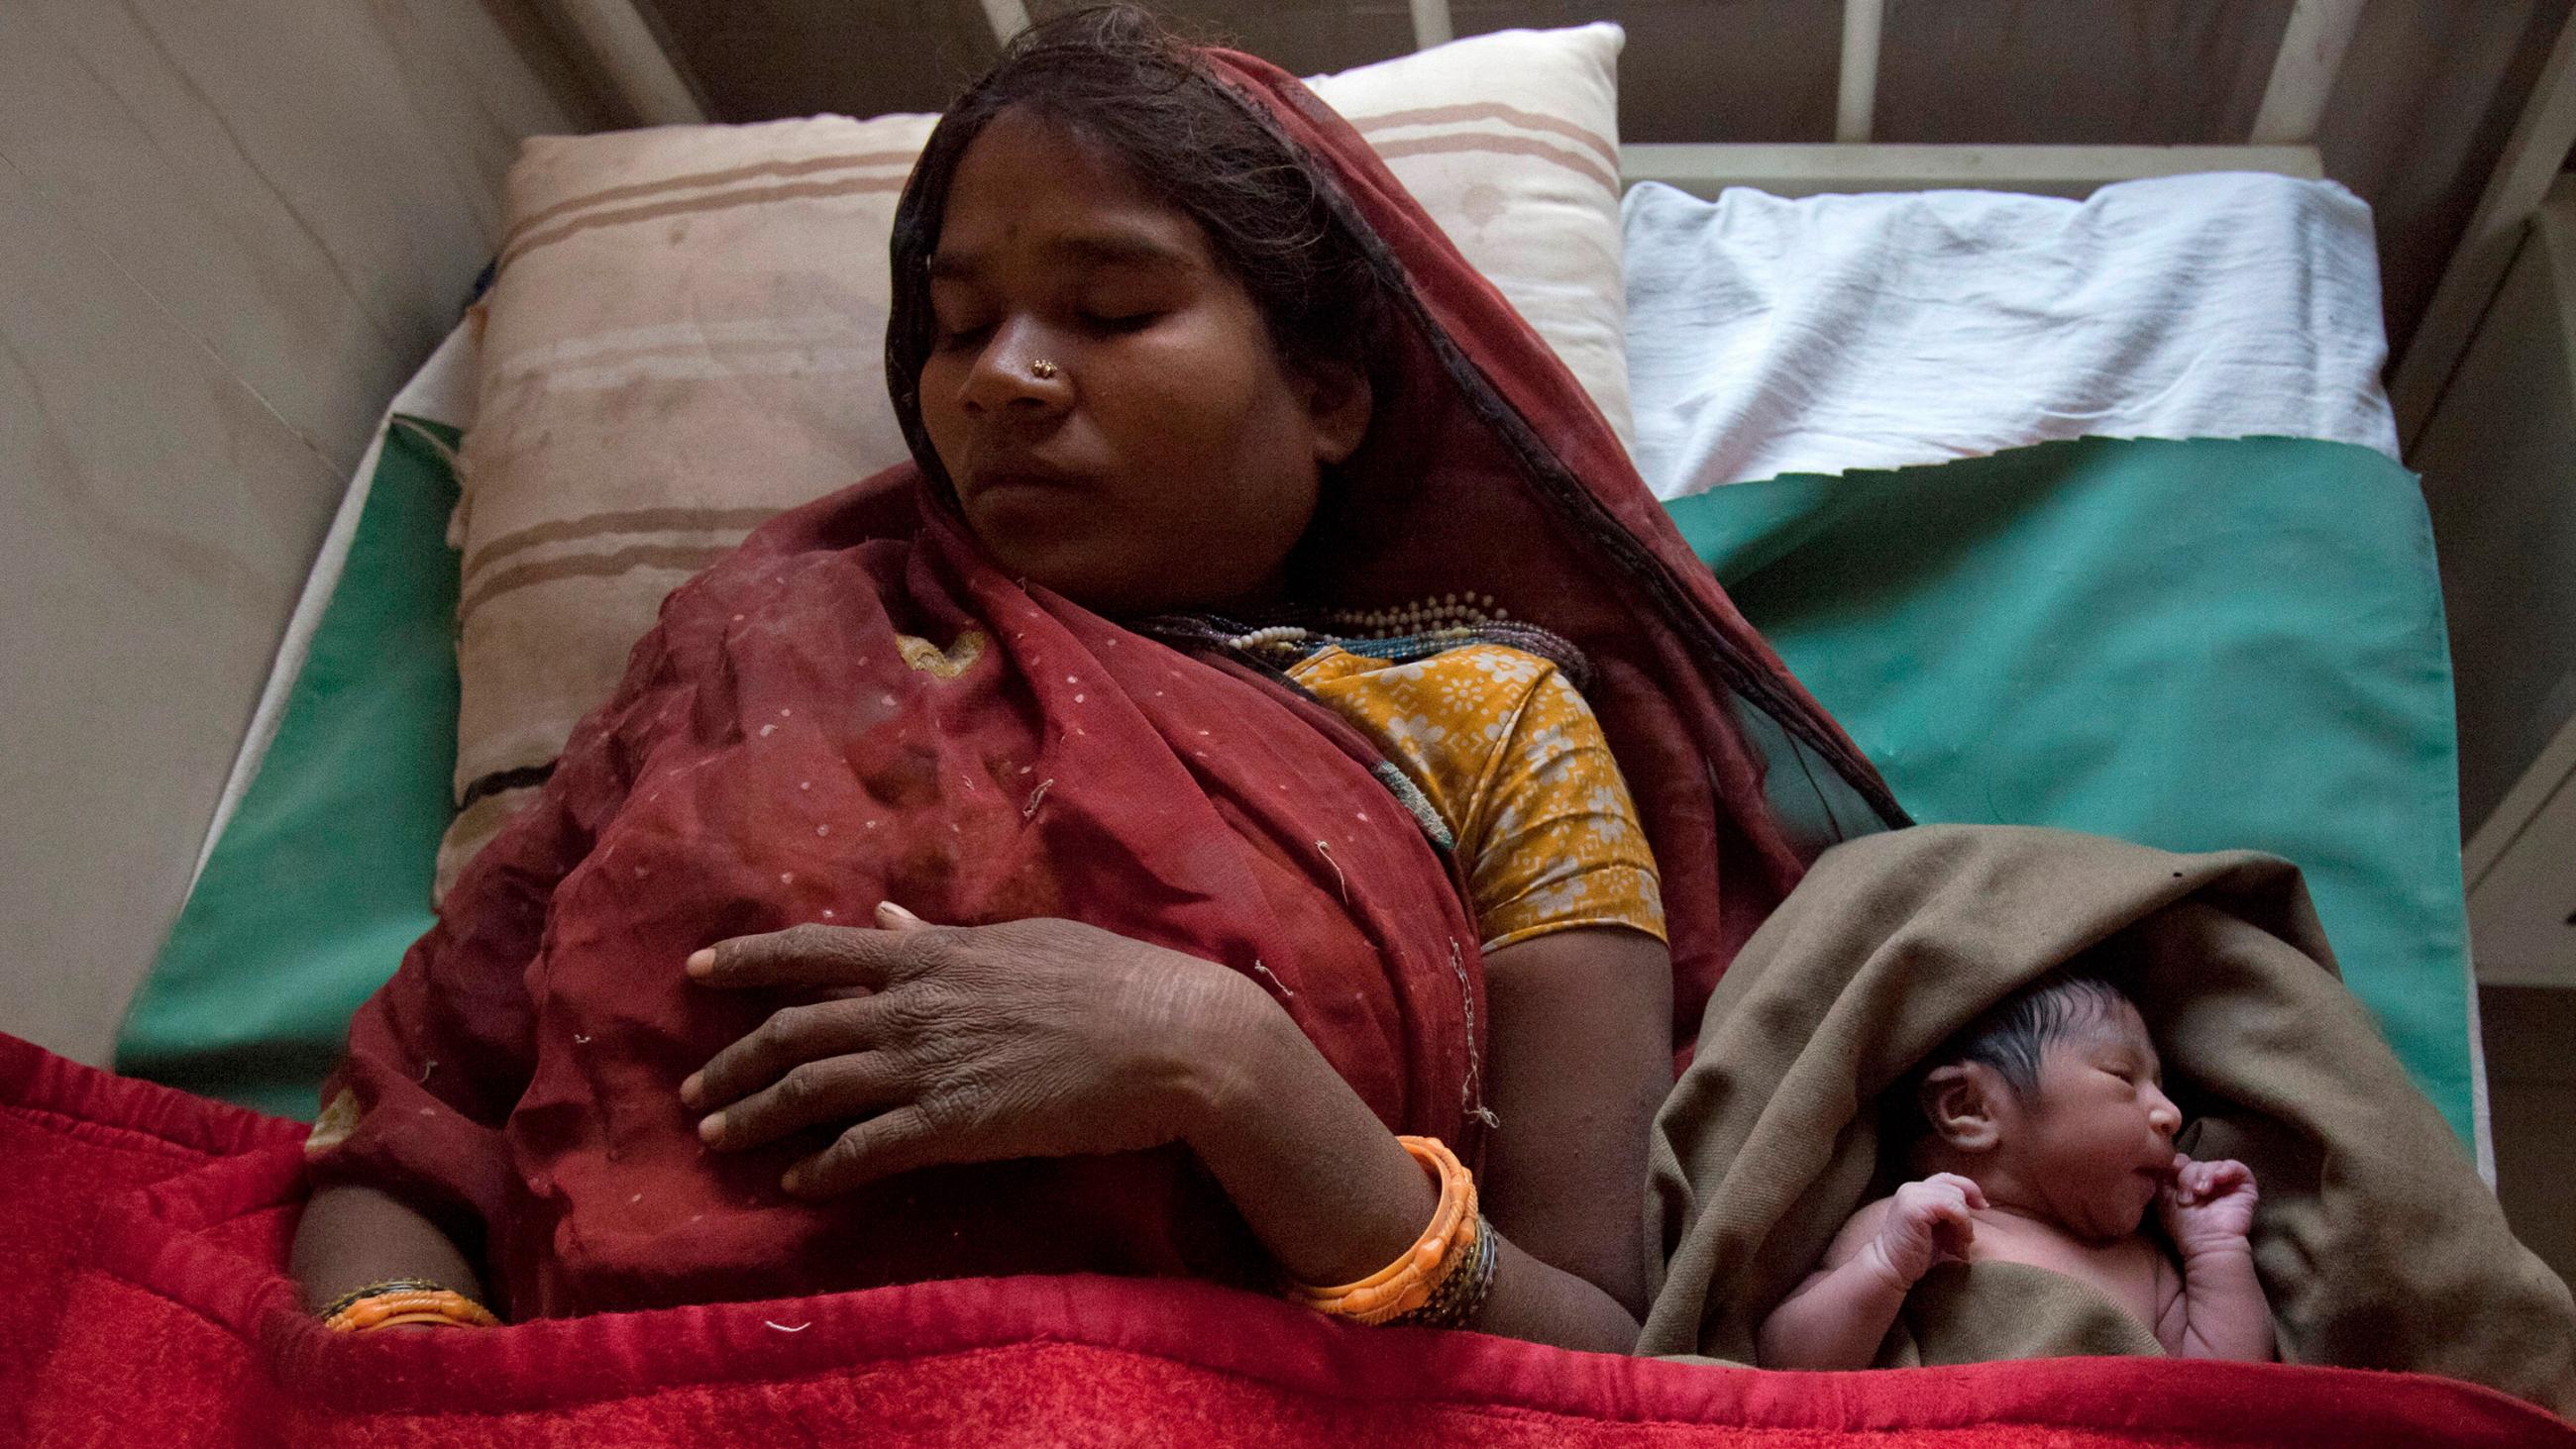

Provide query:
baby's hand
left=2157, top=1154, right=2259, bottom=1255
left=1868, top=1173, right=1986, bottom=1289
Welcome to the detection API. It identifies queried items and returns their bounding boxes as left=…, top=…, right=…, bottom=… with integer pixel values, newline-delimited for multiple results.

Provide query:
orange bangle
left=322, top=1288, right=499, bottom=1333
left=366, top=1310, right=481, bottom=1330
left=1286, top=1135, right=1477, bottom=1325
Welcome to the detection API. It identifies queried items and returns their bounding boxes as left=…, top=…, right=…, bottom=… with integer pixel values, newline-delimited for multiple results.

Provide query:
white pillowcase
left=1623, top=172, right=2401, bottom=498
left=1308, top=24, right=1634, bottom=450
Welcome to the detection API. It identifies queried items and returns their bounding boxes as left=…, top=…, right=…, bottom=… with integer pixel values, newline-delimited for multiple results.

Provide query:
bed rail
left=1618, top=0, right=2361, bottom=200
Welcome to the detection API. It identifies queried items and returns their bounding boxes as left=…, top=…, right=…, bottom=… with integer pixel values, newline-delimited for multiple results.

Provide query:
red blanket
left=9, top=1034, right=2567, bottom=1446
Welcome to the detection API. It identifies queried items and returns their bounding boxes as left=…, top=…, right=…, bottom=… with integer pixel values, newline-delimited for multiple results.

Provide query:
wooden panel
left=2390, top=11, right=2576, bottom=447
left=646, top=0, right=987, bottom=119
left=1620, top=142, right=2321, bottom=200
left=2469, top=765, right=2576, bottom=988
left=2481, top=984, right=2576, bottom=1282
left=1491, top=1, right=1840, bottom=145
left=2326, top=0, right=2576, bottom=368
left=1149, top=0, right=1418, bottom=80
left=1876, top=0, right=2288, bottom=145
left=2251, top=0, right=2369, bottom=145
left=2415, top=201, right=2576, bottom=835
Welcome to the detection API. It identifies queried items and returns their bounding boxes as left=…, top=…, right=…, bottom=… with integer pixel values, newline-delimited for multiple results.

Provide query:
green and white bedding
left=117, top=367, right=2483, bottom=1158
left=1667, top=435, right=2477, bottom=1151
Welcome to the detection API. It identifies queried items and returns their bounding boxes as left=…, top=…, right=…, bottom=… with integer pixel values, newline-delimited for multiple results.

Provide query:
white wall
left=0, top=1, right=599, bottom=1066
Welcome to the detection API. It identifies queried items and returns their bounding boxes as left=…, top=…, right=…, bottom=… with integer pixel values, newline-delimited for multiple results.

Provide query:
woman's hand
left=680, top=903, right=1255, bottom=1196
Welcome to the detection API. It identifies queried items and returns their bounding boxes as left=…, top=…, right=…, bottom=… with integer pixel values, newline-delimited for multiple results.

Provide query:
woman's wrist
left=1170, top=963, right=1289, bottom=1144
left=1170, top=967, right=1442, bottom=1285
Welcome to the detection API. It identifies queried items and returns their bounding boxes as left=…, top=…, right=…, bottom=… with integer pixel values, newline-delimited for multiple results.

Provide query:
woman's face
left=916, top=108, right=1369, bottom=617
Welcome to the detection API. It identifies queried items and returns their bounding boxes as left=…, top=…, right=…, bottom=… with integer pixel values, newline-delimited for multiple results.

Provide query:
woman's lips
left=960, top=463, right=1091, bottom=536
left=964, top=458, right=1086, bottom=498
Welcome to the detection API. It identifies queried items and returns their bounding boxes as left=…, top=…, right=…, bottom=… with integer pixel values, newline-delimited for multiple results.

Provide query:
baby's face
left=2003, top=1000, right=2184, bottom=1241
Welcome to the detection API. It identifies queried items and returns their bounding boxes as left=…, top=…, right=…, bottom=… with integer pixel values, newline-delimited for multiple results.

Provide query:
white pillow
left=1307, top=24, right=1634, bottom=450
left=442, top=27, right=1633, bottom=894
left=1622, top=172, right=2398, bottom=497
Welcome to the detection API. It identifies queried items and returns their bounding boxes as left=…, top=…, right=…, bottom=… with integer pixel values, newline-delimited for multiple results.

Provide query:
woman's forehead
left=934, top=109, right=1206, bottom=263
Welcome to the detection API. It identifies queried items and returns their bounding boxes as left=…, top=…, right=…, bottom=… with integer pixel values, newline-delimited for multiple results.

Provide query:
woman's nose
left=958, top=320, right=1071, bottom=421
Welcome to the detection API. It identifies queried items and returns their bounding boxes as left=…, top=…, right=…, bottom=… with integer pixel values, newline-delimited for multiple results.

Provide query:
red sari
left=309, top=48, right=1901, bottom=1321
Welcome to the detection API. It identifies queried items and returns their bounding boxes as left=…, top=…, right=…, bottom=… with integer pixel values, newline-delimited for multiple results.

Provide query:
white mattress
left=1622, top=172, right=2403, bottom=498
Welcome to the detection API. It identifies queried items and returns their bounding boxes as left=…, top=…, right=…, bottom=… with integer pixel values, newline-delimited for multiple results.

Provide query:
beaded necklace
left=1137, top=592, right=1592, bottom=692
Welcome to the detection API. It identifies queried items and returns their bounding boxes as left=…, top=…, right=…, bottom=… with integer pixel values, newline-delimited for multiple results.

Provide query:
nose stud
left=1029, top=359, right=1060, bottom=379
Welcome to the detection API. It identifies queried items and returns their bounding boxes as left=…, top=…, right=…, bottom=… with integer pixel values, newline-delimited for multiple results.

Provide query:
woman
left=292, top=7, right=1899, bottom=1352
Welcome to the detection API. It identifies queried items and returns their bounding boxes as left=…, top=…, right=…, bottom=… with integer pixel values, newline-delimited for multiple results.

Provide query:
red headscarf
left=313, top=48, right=1900, bottom=1321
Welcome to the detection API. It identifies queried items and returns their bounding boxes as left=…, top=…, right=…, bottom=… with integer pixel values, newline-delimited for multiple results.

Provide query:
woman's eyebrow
left=927, top=233, right=1199, bottom=281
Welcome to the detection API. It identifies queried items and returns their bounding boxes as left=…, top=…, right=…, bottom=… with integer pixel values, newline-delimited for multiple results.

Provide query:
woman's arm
left=290, top=1185, right=484, bottom=1316
left=1188, top=926, right=1666, bottom=1350
left=687, top=913, right=1668, bottom=1353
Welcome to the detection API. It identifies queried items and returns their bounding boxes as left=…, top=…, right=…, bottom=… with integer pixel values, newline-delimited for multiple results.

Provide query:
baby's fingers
left=1926, top=1172, right=1988, bottom=1211
left=2204, top=1159, right=2252, bottom=1189
left=1928, top=1203, right=1977, bottom=1262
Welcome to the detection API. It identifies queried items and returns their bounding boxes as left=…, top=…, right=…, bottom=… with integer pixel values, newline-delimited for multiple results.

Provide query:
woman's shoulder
left=1288, top=642, right=1578, bottom=819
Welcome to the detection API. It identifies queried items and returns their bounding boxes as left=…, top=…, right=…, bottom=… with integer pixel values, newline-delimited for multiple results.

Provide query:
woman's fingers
left=687, top=996, right=893, bottom=1112
left=698, top=1050, right=910, bottom=1152
left=786, top=1106, right=947, bottom=1197
left=689, top=916, right=939, bottom=990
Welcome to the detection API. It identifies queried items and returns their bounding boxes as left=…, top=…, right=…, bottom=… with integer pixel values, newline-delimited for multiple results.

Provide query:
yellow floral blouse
left=1286, top=642, right=1666, bottom=952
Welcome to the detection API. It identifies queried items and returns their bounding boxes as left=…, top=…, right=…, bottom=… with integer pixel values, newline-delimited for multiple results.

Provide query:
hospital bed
left=9, top=1, right=2564, bottom=1441
left=119, top=3, right=2483, bottom=1168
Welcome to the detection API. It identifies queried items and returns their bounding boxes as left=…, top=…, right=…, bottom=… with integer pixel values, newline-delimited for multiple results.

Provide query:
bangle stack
left=1285, top=1135, right=1498, bottom=1329
left=319, top=1279, right=499, bottom=1332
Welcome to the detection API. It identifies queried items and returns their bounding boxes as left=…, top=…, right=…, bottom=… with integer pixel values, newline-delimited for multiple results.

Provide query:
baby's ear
left=1920, top=1064, right=2005, bottom=1153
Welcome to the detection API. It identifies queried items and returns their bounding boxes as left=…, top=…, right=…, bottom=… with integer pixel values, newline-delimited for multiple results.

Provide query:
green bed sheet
left=1666, top=435, right=2472, bottom=1148
left=116, top=418, right=461, bottom=1120
left=120, top=432, right=2475, bottom=1148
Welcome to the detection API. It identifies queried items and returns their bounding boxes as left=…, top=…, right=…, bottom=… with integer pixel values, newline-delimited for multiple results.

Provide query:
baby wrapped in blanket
left=1757, top=971, right=2273, bottom=1368
left=1639, top=825, right=2576, bottom=1414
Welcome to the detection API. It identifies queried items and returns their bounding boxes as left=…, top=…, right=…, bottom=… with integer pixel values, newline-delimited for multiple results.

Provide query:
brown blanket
left=1638, top=824, right=2576, bottom=1415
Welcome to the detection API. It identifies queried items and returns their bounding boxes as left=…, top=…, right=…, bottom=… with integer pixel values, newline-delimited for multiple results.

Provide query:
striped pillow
left=440, top=25, right=1629, bottom=894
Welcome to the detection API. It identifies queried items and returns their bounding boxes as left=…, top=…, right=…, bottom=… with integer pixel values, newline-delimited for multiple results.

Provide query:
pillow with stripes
left=440, top=24, right=1630, bottom=894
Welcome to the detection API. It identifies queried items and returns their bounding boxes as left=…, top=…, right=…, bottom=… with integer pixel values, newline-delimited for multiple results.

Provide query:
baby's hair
left=1924, top=970, right=2134, bottom=1100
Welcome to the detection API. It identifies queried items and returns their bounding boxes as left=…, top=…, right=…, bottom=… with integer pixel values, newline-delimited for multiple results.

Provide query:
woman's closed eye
left=1080, top=309, right=1160, bottom=335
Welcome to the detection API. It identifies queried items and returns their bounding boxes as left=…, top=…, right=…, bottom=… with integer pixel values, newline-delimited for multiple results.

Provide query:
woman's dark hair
left=884, top=4, right=1387, bottom=483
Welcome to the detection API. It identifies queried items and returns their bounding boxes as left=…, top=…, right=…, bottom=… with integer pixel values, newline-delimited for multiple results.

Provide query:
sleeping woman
left=290, top=4, right=1897, bottom=1352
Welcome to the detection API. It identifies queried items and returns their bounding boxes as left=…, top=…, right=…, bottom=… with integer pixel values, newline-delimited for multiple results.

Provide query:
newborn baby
left=1758, top=972, right=2275, bottom=1368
